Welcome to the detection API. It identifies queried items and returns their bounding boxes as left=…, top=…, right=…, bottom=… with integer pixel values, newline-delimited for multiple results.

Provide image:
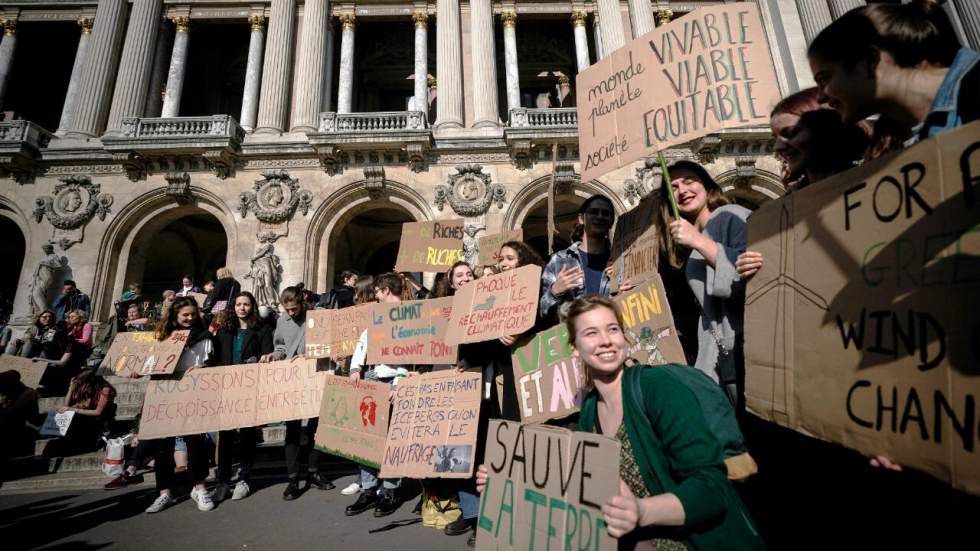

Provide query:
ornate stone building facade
left=1, top=0, right=977, bottom=325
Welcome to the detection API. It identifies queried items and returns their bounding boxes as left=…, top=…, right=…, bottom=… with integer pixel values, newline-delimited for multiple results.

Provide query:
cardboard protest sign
left=0, top=355, right=46, bottom=389
left=511, top=324, right=585, bottom=423
left=138, top=357, right=326, bottom=439
left=613, top=275, right=686, bottom=365
left=445, top=265, right=541, bottom=345
left=187, top=292, right=209, bottom=308
left=40, top=410, right=75, bottom=437
left=395, top=219, right=466, bottom=272
left=367, top=297, right=457, bottom=365
left=576, top=3, right=780, bottom=181
left=379, top=370, right=481, bottom=479
left=100, top=330, right=190, bottom=376
left=314, top=375, right=391, bottom=468
left=478, top=229, right=524, bottom=267
left=744, top=122, right=980, bottom=495
left=610, top=193, right=661, bottom=286
left=305, top=303, right=374, bottom=359
left=476, top=420, right=619, bottom=551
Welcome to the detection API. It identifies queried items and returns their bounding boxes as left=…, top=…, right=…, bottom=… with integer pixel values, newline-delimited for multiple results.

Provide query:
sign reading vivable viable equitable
left=395, top=220, right=465, bottom=272
left=744, top=122, right=980, bottom=495
left=576, top=3, right=780, bottom=181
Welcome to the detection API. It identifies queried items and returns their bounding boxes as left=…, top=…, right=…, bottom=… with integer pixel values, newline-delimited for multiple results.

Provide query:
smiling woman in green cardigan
left=477, top=296, right=766, bottom=550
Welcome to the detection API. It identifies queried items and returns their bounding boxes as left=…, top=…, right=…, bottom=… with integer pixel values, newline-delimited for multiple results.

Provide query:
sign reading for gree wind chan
left=314, top=375, right=391, bottom=469
left=744, top=122, right=980, bottom=495
left=576, top=3, right=780, bottom=181
left=138, top=357, right=326, bottom=439
left=613, top=275, right=686, bottom=366
left=100, top=330, right=190, bottom=376
left=305, top=303, right=374, bottom=359
left=511, top=324, right=584, bottom=423
left=395, top=219, right=466, bottom=272
left=380, top=370, right=482, bottom=479
left=476, top=420, right=619, bottom=551
left=367, top=296, right=457, bottom=365
left=445, top=265, right=541, bottom=345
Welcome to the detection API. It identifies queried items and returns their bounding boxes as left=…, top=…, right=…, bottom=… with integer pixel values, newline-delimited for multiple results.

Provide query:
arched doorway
left=125, top=210, right=228, bottom=302
left=521, top=195, right=586, bottom=260
left=0, top=213, right=26, bottom=319
left=329, top=206, right=415, bottom=284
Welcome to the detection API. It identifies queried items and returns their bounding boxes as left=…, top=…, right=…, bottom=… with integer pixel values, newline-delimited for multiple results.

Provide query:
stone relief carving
left=164, top=172, right=192, bottom=204
left=623, top=158, right=661, bottom=205
left=245, top=232, right=283, bottom=310
left=33, top=176, right=114, bottom=230
left=433, top=165, right=506, bottom=217
left=363, top=166, right=386, bottom=200
left=29, top=243, right=67, bottom=316
left=237, top=170, right=313, bottom=223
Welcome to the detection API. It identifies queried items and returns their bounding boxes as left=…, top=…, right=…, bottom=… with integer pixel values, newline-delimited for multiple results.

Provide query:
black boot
left=282, top=478, right=303, bottom=501
left=345, top=491, right=378, bottom=516
left=373, top=491, right=401, bottom=517
left=467, top=532, right=476, bottom=547
left=309, top=472, right=335, bottom=490
left=445, top=517, right=476, bottom=536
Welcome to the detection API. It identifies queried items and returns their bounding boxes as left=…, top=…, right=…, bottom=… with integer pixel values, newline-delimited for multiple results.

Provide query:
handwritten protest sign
left=0, top=355, right=46, bottom=389
left=367, top=297, right=457, bottom=365
left=445, top=265, right=541, bottom=345
left=314, top=375, right=391, bottom=468
left=187, top=292, right=209, bottom=308
left=305, top=303, right=374, bottom=359
left=138, top=357, right=326, bottom=439
left=395, top=219, right=466, bottom=272
left=380, top=370, right=481, bottom=478
left=576, top=3, right=780, bottom=181
left=511, top=324, right=584, bottom=423
left=744, top=122, right=980, bottom=495
left=100, top=330, right=190, bottom=376
left=610, top=193, right=661, bottom=286
left=478, top=229, right=524, bottom=267
left=613, top=275, right=686, bottom=365
left=476, top=420, right=619, bottom=551
left=40, top=410, right=75, bottom=437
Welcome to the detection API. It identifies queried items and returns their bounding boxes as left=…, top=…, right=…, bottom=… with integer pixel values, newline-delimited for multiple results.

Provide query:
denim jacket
left=539, top=241, right=612, bottom=323
left=918, top=47, right=980, bottom=140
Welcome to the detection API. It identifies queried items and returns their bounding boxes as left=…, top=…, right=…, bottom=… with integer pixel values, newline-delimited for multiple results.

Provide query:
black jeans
left=151, top=435, right=209, bottom=491
left=217, top=427, right=258, bottom=484
left=284, top=418, right=320, bottom=479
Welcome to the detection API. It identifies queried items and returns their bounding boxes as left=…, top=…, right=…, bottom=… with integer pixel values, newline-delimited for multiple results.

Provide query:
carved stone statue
left=245, top=235, right=283, bottom=309
left=29, top=243, right=66, bottom=316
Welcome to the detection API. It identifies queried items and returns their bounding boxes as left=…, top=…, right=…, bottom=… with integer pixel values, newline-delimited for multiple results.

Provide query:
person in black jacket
left=210, top=291, right=273, bottom=503
left=203, top=268, right=241, bottom=322
left=317, top=270, right=358, bottom=309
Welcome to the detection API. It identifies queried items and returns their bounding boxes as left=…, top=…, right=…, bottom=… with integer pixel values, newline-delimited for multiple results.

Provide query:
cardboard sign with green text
left=100, top=330, right=190, bottom=376
left=367, top=297, right=457, bottom=365
left=511, top=324, right=585, bottom=423
left=314, top=375, right=391, bottom=469
left=476, top=420, right=619, bottom=551
left=744, top=122, right=980, bottom=495
left=478, top=229, right=524, bottom=267
left=380, top=370, right=482, bottom=479
left=613, top=275, right=686, bottom=365
left=138, top=357, right=326, bottom=439
left=305, top=303, right=374, bottom=359
left=0, top=355, right=46, bottom=389
left=395, top=219, right=466, bottom=272
left=445, top=265, right=541, bottom=345
left=576, top=3, right=780, bottom=181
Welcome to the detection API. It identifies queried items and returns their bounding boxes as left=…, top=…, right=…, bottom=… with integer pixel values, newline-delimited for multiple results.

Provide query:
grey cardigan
left=685, top=204, right=750, bottom=404
left=271, top=311, right=305, bottom=360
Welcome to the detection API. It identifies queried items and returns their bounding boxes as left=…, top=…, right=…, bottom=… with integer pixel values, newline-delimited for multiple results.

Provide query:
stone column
left=255, top=0, right=296, bottom=133
left=107, top=0, right=163, bottom=131
left=412, top=11, right=428, bottom=117
left=954, top=0, right=980, bottom=50
left=240, top=15, right=265, bottom=131
left=143, top=22, right=171, bottom=117
left=571, top=11, right=591, bottom=72
left=501, top=11, right=521, bottom=114
left=290, top=0, right=329, bottom=132
left=596, top=0, right=625, bottom=54
left=470, top=0, right=499, bottom=127
left=626, top=0, right=655, bottom=37
left=66, top=0, right=128, bottom=138
left=161, top=17, right=190, bottom=118
left=827, top=0, right=865, bottom=20
left=794, top=0, right=832, bottom=45
left=435, top=0, right=463, bottom=129
left=336, top=14, right=355, bottom=115
left=320, top=18, right=335, bottom=111
left=57, top=18, right=94, bottom=133
left=0, top=20, right=18, bottom=111
left=592, top=13, right=604, bottom=60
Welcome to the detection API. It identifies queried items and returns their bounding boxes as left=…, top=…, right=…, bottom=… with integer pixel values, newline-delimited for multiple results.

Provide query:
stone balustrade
left=318, top=111, right=426, bottom=133
left=508, top=107, right=577, bottom=129
left=0, top=120, right=52, bottom=183
left=119, top=115, right=244, bottom=140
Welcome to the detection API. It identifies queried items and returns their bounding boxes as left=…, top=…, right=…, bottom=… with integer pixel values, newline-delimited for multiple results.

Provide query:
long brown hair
left=353, top=275, right=375, bottom=304
left=431, top=261, right=473, bottom=298
left=154, top=296, right=204, bottom=340
left=69, top=368, right=114, bottom=408
left=220, top=291, right=260, bottom=332
left=500, top=240, right=545, bottom=268
left=565, top=296, right=628, bottom=387
left=656, top=161, right=729, bottom=269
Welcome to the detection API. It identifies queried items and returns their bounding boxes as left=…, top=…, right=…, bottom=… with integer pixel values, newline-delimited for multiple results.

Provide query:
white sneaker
left=341, top=482, right=360, bottom=496
left=211, top=483, right=231, bottom=503
left=232, top=480, right=250, bottom=500
left=145, top=493, right=173, bottom=514
left=190, top=486, right=215, bottom=511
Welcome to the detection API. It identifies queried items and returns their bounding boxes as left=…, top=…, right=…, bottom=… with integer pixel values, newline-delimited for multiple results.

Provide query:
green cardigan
left=578, top=365, right=766, bottom=550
